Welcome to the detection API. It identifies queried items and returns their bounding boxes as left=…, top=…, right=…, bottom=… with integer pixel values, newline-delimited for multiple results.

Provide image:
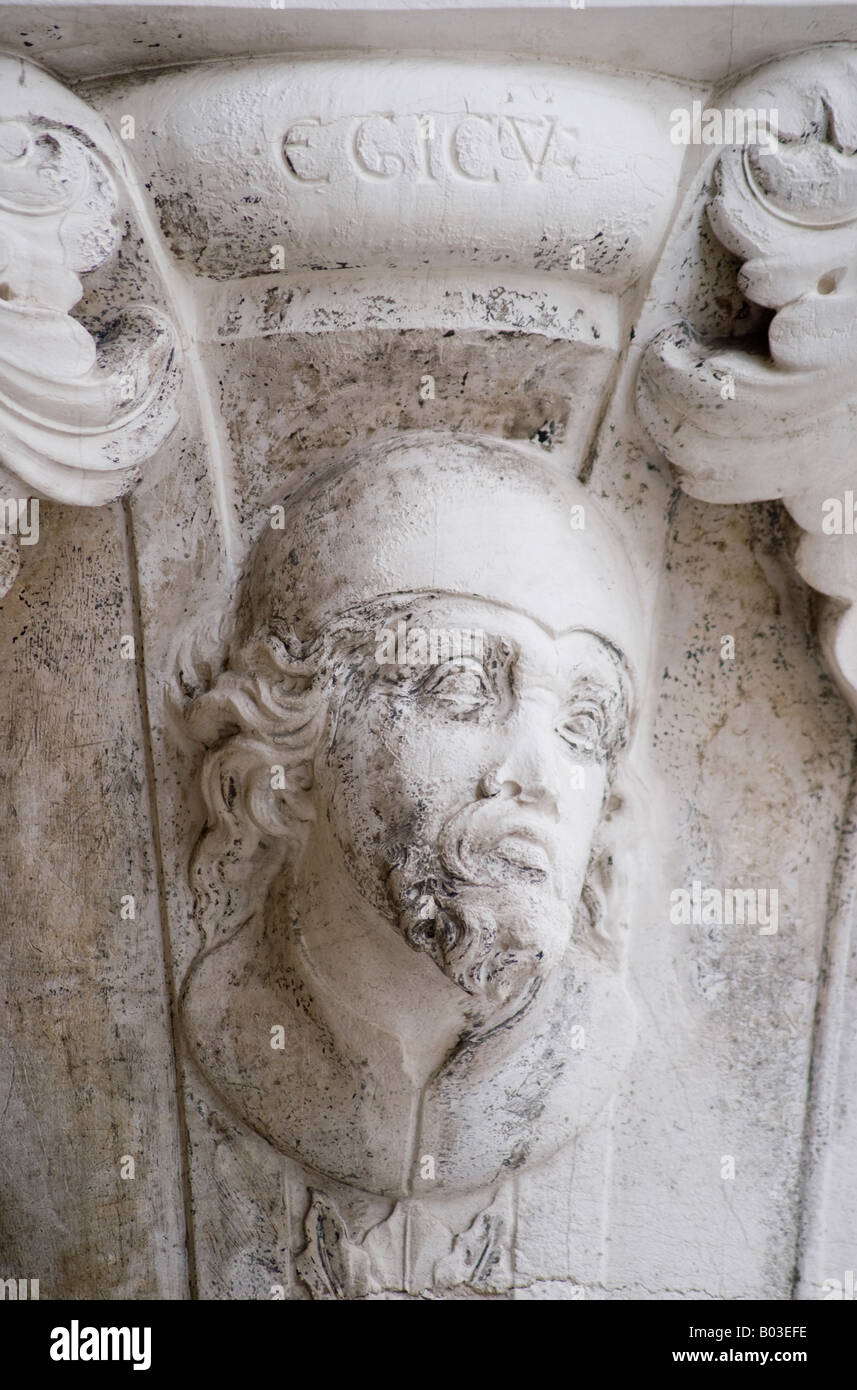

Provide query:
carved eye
left=558, top=701, right=606, bottom=757
left=418, top=660, right=496, bottom=713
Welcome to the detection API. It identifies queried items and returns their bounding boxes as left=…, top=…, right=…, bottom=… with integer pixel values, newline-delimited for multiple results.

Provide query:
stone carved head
left=182, top=432, right=647, bottom=1196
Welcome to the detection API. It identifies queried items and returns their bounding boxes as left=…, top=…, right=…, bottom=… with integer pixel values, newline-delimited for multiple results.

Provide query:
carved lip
left=490, top=829, right=554, bottom=877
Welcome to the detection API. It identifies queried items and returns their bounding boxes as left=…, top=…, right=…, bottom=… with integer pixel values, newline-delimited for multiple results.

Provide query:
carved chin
left=389, top=872, right=572, bottom=1012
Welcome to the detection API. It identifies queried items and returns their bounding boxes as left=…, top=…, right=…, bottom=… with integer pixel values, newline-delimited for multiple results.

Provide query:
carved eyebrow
left=565, top=671, right=624, bottom=702
left=405, top=630, right=515, bottom=670
left=559, top=633, right=633, bottom=701
left=478, top=632, right=516, bottom=663
left=563, top=673, right=631, bottom=762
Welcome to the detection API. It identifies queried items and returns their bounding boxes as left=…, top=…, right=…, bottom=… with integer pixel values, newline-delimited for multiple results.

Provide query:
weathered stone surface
left=1, top=6, right=856, bottom=1305
left=0, top=501, right=188, bottom=1298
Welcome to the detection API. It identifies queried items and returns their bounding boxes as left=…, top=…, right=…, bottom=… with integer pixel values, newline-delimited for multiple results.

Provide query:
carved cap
left=238, top=431, right=647, bottom=683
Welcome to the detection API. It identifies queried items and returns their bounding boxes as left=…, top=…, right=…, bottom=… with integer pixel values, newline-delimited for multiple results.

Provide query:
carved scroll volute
left=636, top=45, right=857, bottom=711
left=0, top=58, right=181, bottom=594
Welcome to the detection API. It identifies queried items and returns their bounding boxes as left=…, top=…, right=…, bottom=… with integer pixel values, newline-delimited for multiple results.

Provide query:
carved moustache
left=438, top=798, right=561, bottom=889
left=385, top=795, right=564, bottom=1000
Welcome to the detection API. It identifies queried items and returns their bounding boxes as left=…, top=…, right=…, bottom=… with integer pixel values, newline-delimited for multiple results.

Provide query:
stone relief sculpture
left=182, top=433, right=643, bottom=1208
left=2, top=6, right=857, bottom=1310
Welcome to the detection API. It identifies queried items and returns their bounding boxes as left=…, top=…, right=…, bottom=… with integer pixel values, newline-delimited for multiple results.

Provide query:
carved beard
left=385, top=797, right=578, bottom=1016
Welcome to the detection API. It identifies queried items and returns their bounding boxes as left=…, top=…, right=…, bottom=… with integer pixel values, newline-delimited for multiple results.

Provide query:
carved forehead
left=237, top=432, right=646, bottom=677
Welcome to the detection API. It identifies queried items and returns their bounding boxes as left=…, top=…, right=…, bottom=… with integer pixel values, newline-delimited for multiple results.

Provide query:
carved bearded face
left=184, top=434, right=645, bottom=1191
left=309, top=595, right=631, bottom=1016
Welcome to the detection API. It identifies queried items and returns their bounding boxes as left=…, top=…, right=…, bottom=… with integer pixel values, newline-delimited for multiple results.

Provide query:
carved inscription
left=282, top=112, right=577, bottom=185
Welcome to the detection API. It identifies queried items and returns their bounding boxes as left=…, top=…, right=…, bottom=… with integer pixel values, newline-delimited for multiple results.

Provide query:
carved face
left=185, top=436, right=643, bottom=1193
left=308, top=596, right=631, bottom=1016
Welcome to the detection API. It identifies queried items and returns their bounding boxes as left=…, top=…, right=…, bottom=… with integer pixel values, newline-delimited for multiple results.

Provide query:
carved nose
left=479, top=726, right=560, bottom=813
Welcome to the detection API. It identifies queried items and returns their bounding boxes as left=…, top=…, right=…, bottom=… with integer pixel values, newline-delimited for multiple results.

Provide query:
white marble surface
left=0, top=2, right=855, bottom=1300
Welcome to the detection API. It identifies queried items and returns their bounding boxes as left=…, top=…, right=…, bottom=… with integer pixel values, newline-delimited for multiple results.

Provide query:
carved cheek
left=555, top=765, right=607, bottom=884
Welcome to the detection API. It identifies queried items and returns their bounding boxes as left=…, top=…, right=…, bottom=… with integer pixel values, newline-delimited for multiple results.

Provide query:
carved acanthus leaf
left=0, top=60, right=182, bottom=595
left=636, top=45, right=857, bottom=711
